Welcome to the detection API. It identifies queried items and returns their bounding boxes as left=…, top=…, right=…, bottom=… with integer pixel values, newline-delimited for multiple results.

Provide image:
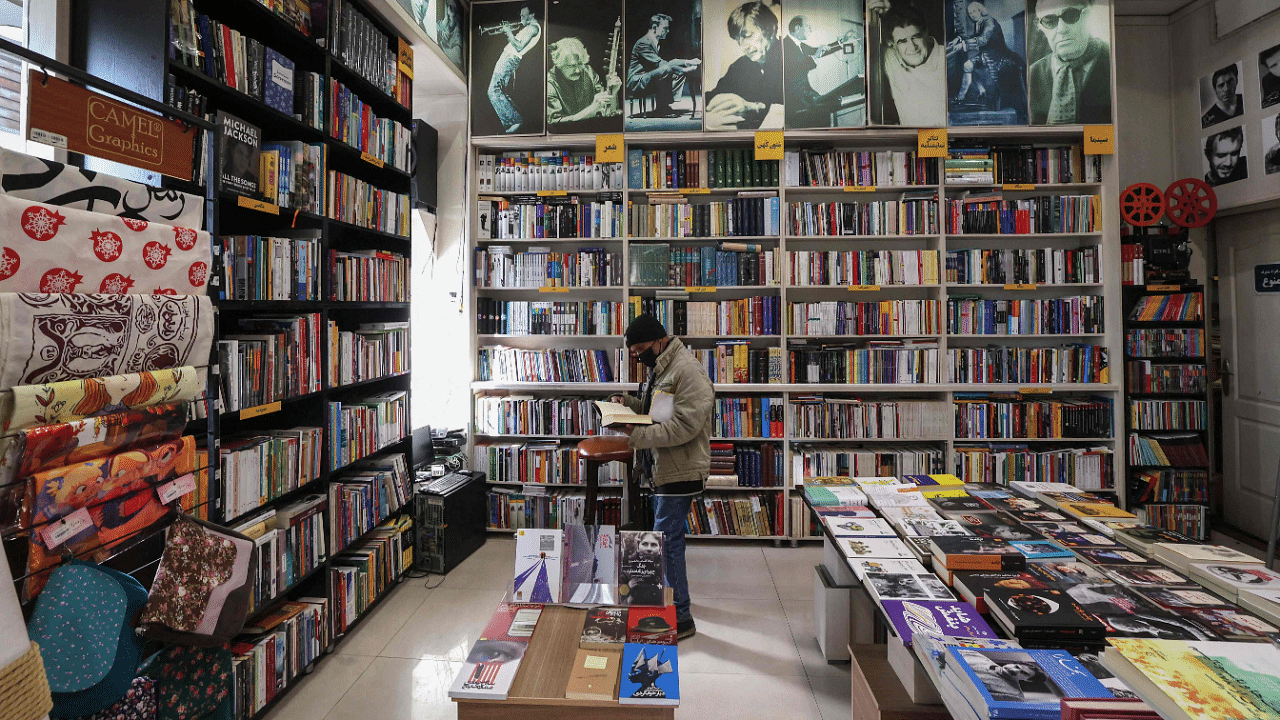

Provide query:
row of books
left=326, top=171, right=410, bottom=236
left=714, top=396, right=785, bottom=438
left=260, top=141, right=324, bottom=213
left=227, top=599, right=329, bottom=720
left=478, top=347, right=622, bottom=384
left=473, top=395, right=611, bottom=437
left=487, top=489, right=589, bottom=530
left=1120, top=242, right=1147, bottom=285
left=787, top=397, right=950, bottom=440
left=783, top=149, right=937, bottom=187
left=685, top=493, right=783, bottom=537
left=628, top=148, right=778, bottom=189
left=238, top=495, right=328, bottom=612
left=952, top=395, right=1114, bottom=439
left=787, top=249, right=941, bottom=287
left=945, top=246, right=1101, bottom=285
left=628, top=244, right=779, bottom=288
left=793, top=445, right=945, bottom=478
left=948, top=144, right=1100, bottom=184
left=329, top=322, right=408, bottom=386
left=220, top=428, right=324, bottom=519
left=1134, top=503, right=1209, bottom=539
left=476, top=197, right=624, bottom=239
left=219, top=235, right=322, bottom=301
left=628, top=195, right=781, bottom=238
left=945, top=194, right=1100, bottom=234
left=475, top=153, right=624, bottom=193
left=332, top=248, right=409, bottom=302
left=1125, top=328, right=1204, bottom=358
left=691, top=344, right=783, bottom=384
left=326, top=0, right=405, bottom=105
left=329, top=79, right=411, bottom=170
left=1130, top=469, right=1209, bottom=504
left=787, top=195, right=939, bottom=236
left=632, top=296, right=783, bottom=336
left=707, top=442, right=784, bottom=488
left=330, top=515, right=414, bottom=634
left=1128, top=292, right=1203, bottom=321
left=475, top=299, right=626, bottom=336
left=164, top=76, right=210, bottom=118
left=328, top=452, right=410, bottom=553
left=787, top=299, right=941, bottom=336
left=327, top=392, right=408, bottom=470
left=947, top=296, right=1104, bottom=335
left=474, top=442, right=627, bottom=487
left=786, top=341, right=940, bottom=384
left=948, top=345, right=1110, bottom=385
left=473, top=247, right=622, bottom=288
left=218, top=314, right=323, bottom=412
left=1128, top=433, right=1210, bottom=467
left=1129, top=399, right=1207, bottom=430
left=952, top=444, right=1114, bottom=487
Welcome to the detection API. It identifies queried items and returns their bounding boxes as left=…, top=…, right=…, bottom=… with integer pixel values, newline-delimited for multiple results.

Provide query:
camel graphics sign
left=27, top=71, right=194, bottom=180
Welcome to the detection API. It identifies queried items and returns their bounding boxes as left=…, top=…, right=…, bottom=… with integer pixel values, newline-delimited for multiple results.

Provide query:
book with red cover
left=1060, top=698, right=1158, bottom=720
left=626, top=605, right=677, bottom=645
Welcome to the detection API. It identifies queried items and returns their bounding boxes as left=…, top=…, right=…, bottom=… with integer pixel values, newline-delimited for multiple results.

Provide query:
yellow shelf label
left=536, top=190, right=568, bottom=197
left=918, top=128, right=948, bottom=157
left=240, top=401, right=282, bottom=419
left=843, top=185, right=876, bottom=193
left=1146, top=284, right=1181, bottom=291
left=538, top=286, right=570, bottom=293
left=1018, top=388, right=1053, bottom=395
left=754, top=130, right=783, bottom=160
left=686, top=188, right=710, bottom=194
left=847, top=285, right=881, bottom=291
left=1003, top=284, right=1038, bottom=290
left=1002, top=183, right=1035, bottom=191
left=685, top=286, right=716, bottom=293
left=595, top=133, right=624, bottom=163
left=360, top=152, right=386, bottom=168
left=1084, top=125, right=1115, bottom=155
left=237, top=195, right=279, bottom=214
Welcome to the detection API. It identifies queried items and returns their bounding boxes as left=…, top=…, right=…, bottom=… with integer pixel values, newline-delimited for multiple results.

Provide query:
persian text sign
left=27, top=71, right=195, bottom=179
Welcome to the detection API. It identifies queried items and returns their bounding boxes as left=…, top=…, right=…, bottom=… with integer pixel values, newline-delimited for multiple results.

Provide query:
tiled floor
left=263, top=539, right=850, bottom=720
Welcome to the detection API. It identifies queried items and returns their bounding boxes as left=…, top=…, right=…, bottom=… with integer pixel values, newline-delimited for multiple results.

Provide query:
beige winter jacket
left=622, top=337, right=713, bottom=488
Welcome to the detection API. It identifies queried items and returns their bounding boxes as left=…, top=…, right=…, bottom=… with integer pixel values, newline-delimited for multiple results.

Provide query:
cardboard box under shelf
left=885, top=634, right=941, bottom=705
left=848, top=644, right=951, bottom=720
left=814, top=564, right=851, bottom=662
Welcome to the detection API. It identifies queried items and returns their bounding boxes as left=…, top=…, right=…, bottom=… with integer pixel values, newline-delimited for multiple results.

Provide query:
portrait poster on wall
left=782, top=0, right=867, bottom=128
left=1200, top=61, right=1245, bottom=130
left=395, top=0, right=437, bottom=41
left=471, top=0, right=546, bottom=136
left=1203, top=125, right=1249, bottom=187
left=546, top=0, right=625, bottom=134
left=865, top=0, right=946, bottom=126
left=1264, top=112, right=1280, bottom=176
left=1259, top=42, right=1280, bottom=110
left=1026, top=0, right=1112, bottom=125
left=624, top=0, right=704, bottom=131
left=703, top=0, right=785, bottom=131
left=439, top=0, right=468, bottom=74
left=945, top=0, right=1028, bottom=126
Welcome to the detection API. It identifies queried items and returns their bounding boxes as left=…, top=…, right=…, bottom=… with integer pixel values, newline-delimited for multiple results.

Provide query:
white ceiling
left=1114, top=0, right=1199, bottom=16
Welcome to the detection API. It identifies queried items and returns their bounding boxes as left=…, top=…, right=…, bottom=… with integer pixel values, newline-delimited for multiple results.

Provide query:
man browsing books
left=610, top=313, right=713, bottom=641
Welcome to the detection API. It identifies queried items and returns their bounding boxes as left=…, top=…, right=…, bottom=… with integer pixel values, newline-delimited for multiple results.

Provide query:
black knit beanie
left=625, top=313, right=668, bottom=346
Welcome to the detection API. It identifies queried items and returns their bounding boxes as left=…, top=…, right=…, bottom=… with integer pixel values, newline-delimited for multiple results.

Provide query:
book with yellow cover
left=565, top=648, right=622, bottom=701
left=928, top=474, right=964, bottom=486
left=1103, top=638, right=1280, bottom=720
left=1059, top=502, right=1138, bottom=520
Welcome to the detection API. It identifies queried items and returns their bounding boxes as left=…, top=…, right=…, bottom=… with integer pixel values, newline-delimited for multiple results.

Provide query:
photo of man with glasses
left=705, top=0, right=785, bottom=130
left=1028, top=0, right=1112, bottom=125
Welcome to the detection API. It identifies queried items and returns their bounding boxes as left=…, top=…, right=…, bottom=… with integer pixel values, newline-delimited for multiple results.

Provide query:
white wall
left=1116, top=17, right=1176, bottom=190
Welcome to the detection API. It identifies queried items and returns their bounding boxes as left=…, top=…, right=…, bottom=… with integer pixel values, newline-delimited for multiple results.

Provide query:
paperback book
left=1112, top=526, right=1200, bottom=556
left=821, top=516, right=897, bottom=538
left=1008, top=481, right=1080, bottom=498
left=929, top=495, right=994, bottom=514
left=448, top=604, right=544, bottom=700
left=1188, top=562, right=1280, bottom=602
left=848, top=558, right=930, bottom=582
left=931, top=536, right=1026, bottom=571
left=218, top=110, right=261, bottom=197
left=1102, top=638, right=1280, bottom=720
left=563, top=524, right=618, bottom=604
left=1238, top=588, right=1280, bottom=626
left=619, top=530, right=666, bottom=606
left=1011, top=541, right=1074, bottom=560
left=618, top=643, right=679, bottom=706
left=952, top=513, right=1042, bottom=542
left=626, top=606, right=677, bottom=645
left=944, top=647, right=1112, bottom=720
left=1040, top=528, right=1121, bottom=549
left=984, top=588, right=1107, bottom=641
left=513, top=529, right=563, bottom=603
left=581, top=607, right=627, bottom=649
left=880, top=599, right=996, bottom=647
left=865, top=570, right=955, bottom=602
left=565, top=648, right=622, bottom=701
left=1075, top=548, right=1150, bottom=566
left=954, top=569, right=1058, bottom=613
left=1102, top=565, right=1198, bottom=587
left=1177, top=608, right=1279, bottom=640
left=839, top=537, right=916, bottom=561
left=1153, top=543, right=1263, bottom=574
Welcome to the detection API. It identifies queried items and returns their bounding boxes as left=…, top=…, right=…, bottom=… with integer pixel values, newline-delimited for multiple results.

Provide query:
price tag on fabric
left=754, top=131, right=783, bottom=160
left=360, top=152, right=385, bottom=168
left=157, top=473, right=197, bottom=505
left=39, top=508, right=93, bottom=549
left=847, top=285, right=880, bottom=291
left=1019, top=387, right=1053, bottom=394
left=538, top=286, right=570, bottom=293
left=237, top=195, right=280, bottom=214
left=1002, top=184, right=1035, bottom=191
left=1084, top=125, right=1115, bottom=154
left=537, top=190, right=567, bottom=196
left=240, top=401, right=282, bottom=419
left=1003, top=284, right=1038, bottom=290
left=844, top=185, right=876, bottom=192
left=595, top=134, right=624, bottom=163
left=917, top=129, right=947, bottom=157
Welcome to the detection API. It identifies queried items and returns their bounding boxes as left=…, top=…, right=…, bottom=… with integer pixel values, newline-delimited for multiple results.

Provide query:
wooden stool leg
left=584, top=459, right=599, bottom=525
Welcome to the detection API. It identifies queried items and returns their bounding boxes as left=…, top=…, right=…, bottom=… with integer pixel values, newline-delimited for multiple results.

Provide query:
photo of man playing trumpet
left=472, top=1, right=545, bottom=136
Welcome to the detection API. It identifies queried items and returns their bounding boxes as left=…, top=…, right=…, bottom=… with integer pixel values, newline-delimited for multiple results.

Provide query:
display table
left=848, top=644, right=951, bottom=720
left=453, top=605, right=677, bottom=720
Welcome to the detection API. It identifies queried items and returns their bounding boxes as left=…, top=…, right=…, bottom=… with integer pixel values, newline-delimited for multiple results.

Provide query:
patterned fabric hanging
left=0, top=293, right=213, bottom=389
left=0, top=147, right=204, bottom=227
left=0, top=366, right=205, bottom=433
left=0, top=195, right=210, bottom=294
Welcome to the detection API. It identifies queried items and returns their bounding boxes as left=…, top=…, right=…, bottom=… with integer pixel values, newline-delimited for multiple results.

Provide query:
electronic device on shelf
left=413, top=470, right=487, bottom=574
left=1141, top=230, right=1194, bottom=285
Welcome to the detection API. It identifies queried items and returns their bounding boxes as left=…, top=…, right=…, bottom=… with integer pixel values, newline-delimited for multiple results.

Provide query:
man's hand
left=706, top=93, right=762, bottom=130
left=616, top=424, right=637, bottom=436
left=867, top=0, right=892, bottom=15
left=607, top=394, right=627, bottom=404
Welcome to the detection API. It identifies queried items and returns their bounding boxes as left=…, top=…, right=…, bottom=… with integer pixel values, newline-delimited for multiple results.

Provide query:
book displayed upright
left=218, top=110, right=261, bottom=197
left=513, top=529, right=564, bottom=603
left=618, top=530, right=665, bottom=606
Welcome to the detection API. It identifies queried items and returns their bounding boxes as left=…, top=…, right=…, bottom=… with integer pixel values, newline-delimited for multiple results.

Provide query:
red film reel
left=1165, top=178, right=1217, bottom=228
left=1119, top=183, right=1165, bottom=226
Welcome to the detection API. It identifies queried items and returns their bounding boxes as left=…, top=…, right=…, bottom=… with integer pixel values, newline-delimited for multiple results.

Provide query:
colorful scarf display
left=0, top=293, right=212, bottom=388
left=1, top=366, right=206, bottom=432
left=0, top=147, right=204, bottom=227
left=24, top=435, right=196, bottom=599
left=0, top=194, right=210, bottom=294
left=0, top=402, right=189, bottom=533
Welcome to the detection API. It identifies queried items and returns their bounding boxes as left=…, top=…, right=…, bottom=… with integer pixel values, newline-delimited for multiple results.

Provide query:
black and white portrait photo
left=866, top=0, right=947, bottom=126
left=1264, top=112, right=1280, bottom=175
left=1260, top=43, right=1280, bottom=110
left=956, top=649, right=1065, bottom=704
left=625, top=0, right=704, bottom=131
left=783, top=0, right=867, bottom=128
left=1027, top=0, right=1111, bottom=125
left=946, top=0, right=1029, bottom=126
left=471, top=1, right=545, bottom=136
left=618, top=530, right=665, bottom=606
left=396, top=0, right=436, bottom=41
left=704, top=0, right=785, bottom=130
left=439, top=0, right=467, bottom=74
left=546, top=0, right=624, bottom=134
left=867, top=572, right=929, bottom=599
left=1200, top=62, right=1244, bottom=129
left=1203, top=125, right=1249, bottom=187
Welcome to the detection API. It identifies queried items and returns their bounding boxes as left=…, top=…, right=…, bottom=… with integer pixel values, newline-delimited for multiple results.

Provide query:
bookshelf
left=469, top=129, right=1123, bottom=544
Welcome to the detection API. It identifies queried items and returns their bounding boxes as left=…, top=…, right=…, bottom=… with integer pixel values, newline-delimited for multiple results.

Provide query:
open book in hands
left=593, top=401, right=652, bottom=427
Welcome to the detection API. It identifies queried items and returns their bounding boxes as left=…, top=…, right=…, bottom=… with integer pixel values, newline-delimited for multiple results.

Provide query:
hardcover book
left=565, top=648, right=622, bottom=702
left=513, top=529, right=563, bottom=603
left=263, top=48, right=295, bottom=116
left=865, top=571, right=954, bottom=602
left=618, top=530, right=666, bottom=606
left=984, top=588, right=1107, bottom=640
left=944, top=647, right=1112, bottom=720
left=618, top=643, right=679, bottom=706
left=218, top=111, right=261, bottom=197
left=580, top=607, right=626, bottom=649
left=930, top=536, right=1026, bottom=571
left=954, top=569, right=1058, bottom=613
left=881, top=600, right=996, bottom=647
left=626, top=606, right=677, bottom=645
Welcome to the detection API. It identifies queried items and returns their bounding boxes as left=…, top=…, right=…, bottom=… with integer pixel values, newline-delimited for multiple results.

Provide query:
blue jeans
left=654, top=494, right=694, bottom=622
left=488, top=54, right=522, bottom=129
